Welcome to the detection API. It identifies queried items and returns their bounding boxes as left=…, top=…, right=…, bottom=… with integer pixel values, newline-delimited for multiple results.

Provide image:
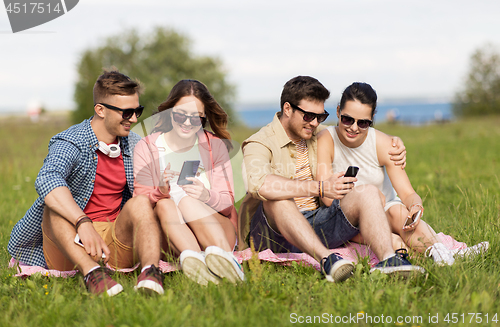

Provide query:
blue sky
left=1, top=0, right=499, bottom=113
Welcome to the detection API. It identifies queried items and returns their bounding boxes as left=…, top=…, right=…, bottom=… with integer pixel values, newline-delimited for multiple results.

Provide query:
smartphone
left=344, top=166, right=359, bottom=178
left=74, top=234, right=106, bottom=259
left=177, top=160, right=201, bottom=185
left=403, top=209, right=422, bottom=229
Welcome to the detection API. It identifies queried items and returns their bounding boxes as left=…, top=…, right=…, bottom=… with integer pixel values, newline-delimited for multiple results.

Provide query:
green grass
left=1, top=114, right=499, bottom=327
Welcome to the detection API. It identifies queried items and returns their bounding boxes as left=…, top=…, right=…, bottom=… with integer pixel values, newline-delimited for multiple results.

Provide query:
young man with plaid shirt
left=8, top=71, right=164, bottom=296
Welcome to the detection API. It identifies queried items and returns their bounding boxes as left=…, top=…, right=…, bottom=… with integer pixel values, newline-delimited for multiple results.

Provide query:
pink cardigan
left=133, top=129, right=238, bottom=231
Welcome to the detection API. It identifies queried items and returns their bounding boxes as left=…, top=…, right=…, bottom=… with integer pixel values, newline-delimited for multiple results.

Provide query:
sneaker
left=204, top=246, right=245, bottom=283
left=451, top=241, right=489, bottom=259
left=370, top=249, right=425, bottom=276
left=180, top=250, right=221, bottom=286
left=426, top=243, right=455, bottom=266
left=320, top=253, right=354, bottom=283
left=134, top=264, right=164, bottom=295
left=84, top=267, right=123, bottom=297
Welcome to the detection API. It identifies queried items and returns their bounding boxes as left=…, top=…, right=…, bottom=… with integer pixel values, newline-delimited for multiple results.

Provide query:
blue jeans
left=249, top=200, right=360, bottom=253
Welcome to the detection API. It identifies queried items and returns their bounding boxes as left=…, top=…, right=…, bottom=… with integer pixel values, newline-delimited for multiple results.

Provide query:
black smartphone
left=344, top=166, right=359, bottom=178
left=343, top=166, right=359, bottom=184
left=177, top=160, right=201, bottom=185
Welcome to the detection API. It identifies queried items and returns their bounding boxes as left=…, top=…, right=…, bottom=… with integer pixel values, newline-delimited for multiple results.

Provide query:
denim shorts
left=249, top=200, right=360, bottom=253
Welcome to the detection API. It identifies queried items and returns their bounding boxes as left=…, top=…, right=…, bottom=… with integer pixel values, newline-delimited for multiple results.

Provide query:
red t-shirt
left=84, top=144, right=126, bottom=222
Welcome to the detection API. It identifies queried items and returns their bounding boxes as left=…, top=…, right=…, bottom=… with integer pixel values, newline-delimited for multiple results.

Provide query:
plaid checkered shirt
left=7, top=118, right=140, bottom=267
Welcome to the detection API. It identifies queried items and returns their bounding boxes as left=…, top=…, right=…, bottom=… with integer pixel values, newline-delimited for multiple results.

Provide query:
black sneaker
left=84, top=267, right=123, bottom=297
left=369, top=249, right=425, bottom=276
left=321, top=253, right=354, bottom=283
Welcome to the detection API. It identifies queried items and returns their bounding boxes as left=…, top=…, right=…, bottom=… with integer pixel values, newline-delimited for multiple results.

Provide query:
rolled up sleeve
left=133, top=138, right=170, bottom=205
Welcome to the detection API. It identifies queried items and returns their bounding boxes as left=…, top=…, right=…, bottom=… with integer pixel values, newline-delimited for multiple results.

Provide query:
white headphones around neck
left=98, top=140, right=121, bottom=158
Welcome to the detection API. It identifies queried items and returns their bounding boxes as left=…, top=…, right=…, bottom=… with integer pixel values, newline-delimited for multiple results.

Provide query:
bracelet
left=74, top=214, right=87, bottom=227
left=75, top=215, right=93, bottom=232
left=318, top=181, right=324, bottom=198
left=410, top=203, right=423, bottom=210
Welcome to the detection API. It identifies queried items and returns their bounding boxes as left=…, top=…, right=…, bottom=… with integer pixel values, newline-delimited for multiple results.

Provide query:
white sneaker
left=426, top=243, right=455, bottom=266
left=205, top=246, right=245, bottom=283
left=451, top=241, right=489, bottom=259
left=180, top=250, right=220, bottom=286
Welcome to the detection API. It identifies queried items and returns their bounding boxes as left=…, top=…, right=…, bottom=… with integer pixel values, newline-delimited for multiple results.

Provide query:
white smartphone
left=403, top=209, right=422, bottom=230
left=74, top=234, right=106, bottom=259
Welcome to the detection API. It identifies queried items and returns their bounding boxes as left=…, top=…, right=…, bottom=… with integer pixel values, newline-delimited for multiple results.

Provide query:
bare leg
left=42, top=208, right=100, bottom=275
left=178, top=196, right=236, bottom=252
left=263, top=199, right=331, bottom=262
left=387, top=204, right=440, bottom=252
left=350, top=233, right=408, bottom=251
left=155, top=198, right=202, bottom=254
left=113, top=195, right=161, bottom=268
left=340, top=184, right=394, bottom=261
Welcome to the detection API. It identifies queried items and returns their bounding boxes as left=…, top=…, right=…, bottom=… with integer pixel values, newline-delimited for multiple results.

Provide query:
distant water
left=238, top=102, right=452, bottom=128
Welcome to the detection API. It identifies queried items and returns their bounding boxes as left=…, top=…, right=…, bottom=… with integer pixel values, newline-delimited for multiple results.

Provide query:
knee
left=130, top=194, right=152, bottom=207
left=358, top=184, right=379, bottom=195
left=262, top=199, right=298, bottom=228
left=263, top=199, right=295, bottom=212
left=353, top=184, right=383, bottom=202
left=127, top=195, right=154, bottom=217
left=155, top=198, right=176, bottom=215
left=178, top=195, right=202, bottom=207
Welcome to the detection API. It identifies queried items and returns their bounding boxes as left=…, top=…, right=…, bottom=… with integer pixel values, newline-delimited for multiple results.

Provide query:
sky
left=1, top=0, right=500, bottom=113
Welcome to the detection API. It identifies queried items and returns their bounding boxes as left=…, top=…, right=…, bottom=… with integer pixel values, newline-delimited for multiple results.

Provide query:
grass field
left=0, top=114, right=499, bottom=327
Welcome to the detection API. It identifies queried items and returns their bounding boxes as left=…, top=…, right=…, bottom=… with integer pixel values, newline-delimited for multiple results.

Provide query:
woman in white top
left=134, top=80, right=244, bottom=285
left=316, top=82, right=488, bottom=265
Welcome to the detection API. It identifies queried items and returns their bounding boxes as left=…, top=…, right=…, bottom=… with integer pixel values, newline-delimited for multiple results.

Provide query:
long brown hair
left=153, top=79, right=232, bottom=149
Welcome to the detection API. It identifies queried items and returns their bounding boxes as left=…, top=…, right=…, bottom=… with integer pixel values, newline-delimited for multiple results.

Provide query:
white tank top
left=327, top=126, right=398, bottom=203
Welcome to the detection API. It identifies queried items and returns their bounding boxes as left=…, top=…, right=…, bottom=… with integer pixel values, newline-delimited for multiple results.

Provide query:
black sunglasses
left=172, top=111, right=207, bottom=127
left=340, top=114, right=373, bottom=129
left=98, top=103, right=144, bottom=120
left=288, top=102, right=329, bottom=123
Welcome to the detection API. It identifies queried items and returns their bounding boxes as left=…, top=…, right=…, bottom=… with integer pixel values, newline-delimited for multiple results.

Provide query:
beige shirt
left=238, top=112, right=325, bottom=249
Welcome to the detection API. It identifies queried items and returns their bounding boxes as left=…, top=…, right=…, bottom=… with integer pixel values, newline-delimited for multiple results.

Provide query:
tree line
left=73, top=27, right=500, bottom=124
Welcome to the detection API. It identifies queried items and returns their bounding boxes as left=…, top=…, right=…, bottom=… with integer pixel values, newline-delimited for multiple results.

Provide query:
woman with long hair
left=133, top=79, right=243, bottom=285
left=316, top=82, right=488, bottom=265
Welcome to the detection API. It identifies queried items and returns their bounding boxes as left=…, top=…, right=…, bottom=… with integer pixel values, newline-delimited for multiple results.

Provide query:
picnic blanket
left=8, top=233, right=466, bottom=278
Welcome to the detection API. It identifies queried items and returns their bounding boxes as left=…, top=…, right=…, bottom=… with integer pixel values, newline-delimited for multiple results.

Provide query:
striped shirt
left=293, top=139, right=319, bottom=211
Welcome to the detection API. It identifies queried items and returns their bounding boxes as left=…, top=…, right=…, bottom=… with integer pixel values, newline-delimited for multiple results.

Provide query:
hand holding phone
left=403, top=209, right=422, bottom=231
left=344, top=166, right=359, bottom=184
left=74, top=234, right=106, bottom=259
left=177, top=160, right=201, bottom=185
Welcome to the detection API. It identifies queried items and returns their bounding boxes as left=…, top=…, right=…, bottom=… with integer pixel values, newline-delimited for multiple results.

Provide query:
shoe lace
left=395, top=248, right=409, bottom=260
left=425, top=244, right=453, bottom=260
left=144, top=265, right=164, bottom=283
left=84, top=267, right=111, bottom=287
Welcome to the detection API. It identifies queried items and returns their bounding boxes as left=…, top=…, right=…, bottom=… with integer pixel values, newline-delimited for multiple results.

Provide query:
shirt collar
left=270, top=112, right=318, bottom=148
left=85, top=117, right=131, bottom=156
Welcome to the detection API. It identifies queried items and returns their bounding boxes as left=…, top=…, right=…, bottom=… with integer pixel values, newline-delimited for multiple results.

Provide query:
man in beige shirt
left=240, top=76, right=424, bottom=283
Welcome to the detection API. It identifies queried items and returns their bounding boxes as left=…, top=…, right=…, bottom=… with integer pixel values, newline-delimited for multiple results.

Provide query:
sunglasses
left=288, top=102, right=329, bottom=123
left=172, top=111, right=207, bottom=126
left=98, top=103, right=144, bottom=120
left=340, top=114, right=373, bottom=129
